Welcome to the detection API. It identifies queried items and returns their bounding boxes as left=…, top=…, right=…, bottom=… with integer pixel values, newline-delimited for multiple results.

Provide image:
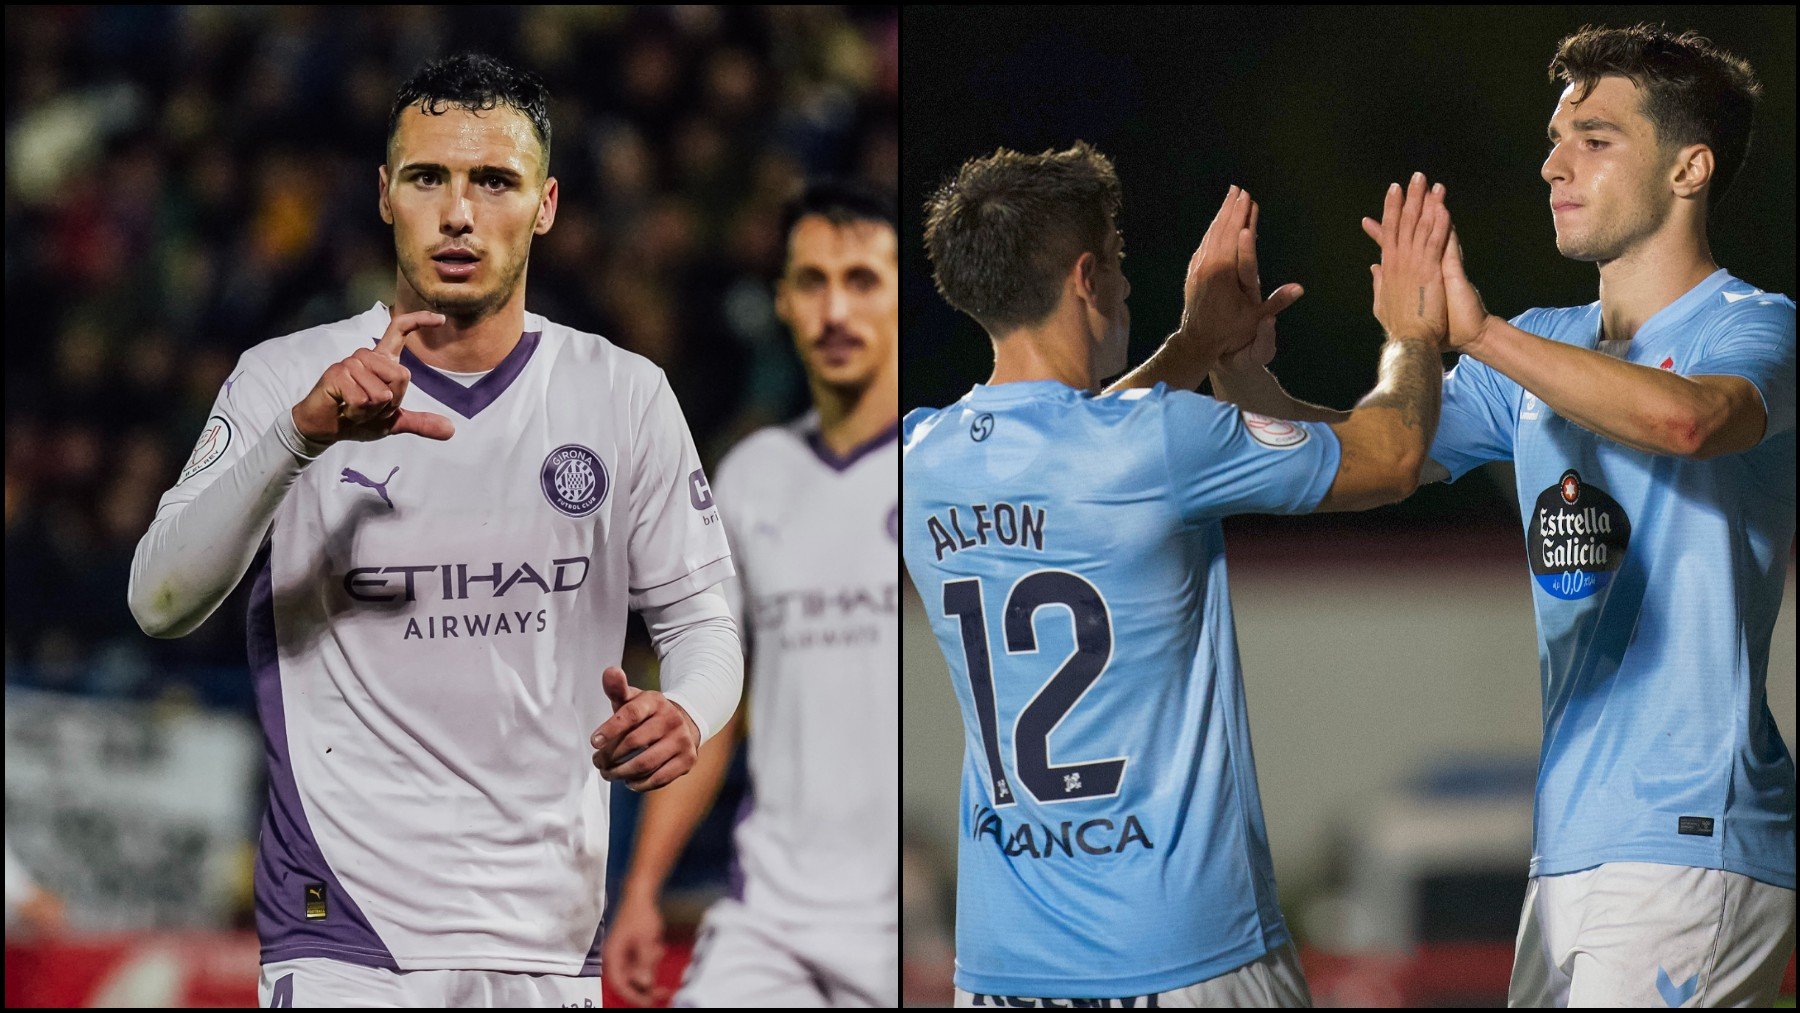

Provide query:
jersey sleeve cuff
left=273, top=407, right=332, bottom=461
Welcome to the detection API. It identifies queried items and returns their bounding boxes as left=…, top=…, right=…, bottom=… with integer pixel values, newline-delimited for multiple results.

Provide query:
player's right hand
left=291, top=310, right=456, bottom=444
left=602, top=892, right=668, bottom=1006
left=1360, top=172, right=1451, bottom=347
left=1177, top=186, right=1304, bottom=370
left=1441, top=226, right=1494, bottom=353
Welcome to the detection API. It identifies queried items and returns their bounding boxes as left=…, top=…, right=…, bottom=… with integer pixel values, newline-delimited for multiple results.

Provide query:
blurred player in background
left=1205, top=23, right=1796, bottom=1010
left=128, top=53, right=742, bottom=1007
left=606, top=180, right=899, bottom=1007
left=903, top=144, right=1453, bottom=1007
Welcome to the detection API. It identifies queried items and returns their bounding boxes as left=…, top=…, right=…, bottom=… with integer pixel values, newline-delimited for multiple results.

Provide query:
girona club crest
left=540, top=444, right=608, bottom=517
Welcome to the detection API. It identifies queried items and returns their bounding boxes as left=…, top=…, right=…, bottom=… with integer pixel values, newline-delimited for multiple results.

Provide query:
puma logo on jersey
left=341, top=466, right=400, bottom=508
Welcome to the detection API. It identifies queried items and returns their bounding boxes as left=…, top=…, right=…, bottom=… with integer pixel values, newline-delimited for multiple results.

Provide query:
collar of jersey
left=965, top=379, right=1088, bottom=406
left=1611, top=267, right=1734, bottom=348
left=367, top=303, right=543, bottom=419
left=804, top=417, right=900, bottom=472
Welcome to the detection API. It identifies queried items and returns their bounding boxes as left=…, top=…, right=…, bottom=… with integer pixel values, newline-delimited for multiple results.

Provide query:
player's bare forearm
left=1464, top=317, right=1766, bottom=457
left=1105, top=331, right=1213, bottom=393
left=1208, top=363, right=1351, bottom=424
left=616, top=707, right=743, bottom=904
left=1318, top=337, right=1443, bottom=511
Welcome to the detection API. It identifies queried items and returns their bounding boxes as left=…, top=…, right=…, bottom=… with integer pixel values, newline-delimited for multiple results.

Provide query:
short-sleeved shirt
left=1429, top=269, right=1796, bottom=889
left=158, top=303, right=734, bottom=972
left=712, top=415, right=899, bottom=931
left=901, top=380, right=1340, bottom=997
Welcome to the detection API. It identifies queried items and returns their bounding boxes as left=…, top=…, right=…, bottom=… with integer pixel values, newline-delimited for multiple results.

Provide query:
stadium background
left=4, top=5, right=896, bottom=1007
left=900, top=5, right=1796, bottom=1007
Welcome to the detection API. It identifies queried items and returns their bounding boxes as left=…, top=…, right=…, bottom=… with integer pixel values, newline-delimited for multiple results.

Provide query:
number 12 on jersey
left=942, top=571, right=1127, bottom=807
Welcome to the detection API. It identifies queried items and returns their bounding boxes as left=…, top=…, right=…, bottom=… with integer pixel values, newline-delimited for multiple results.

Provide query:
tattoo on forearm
left=1417, top=287, right=1425, bottom=317
left=1358, top=339, right=1441, bottom=436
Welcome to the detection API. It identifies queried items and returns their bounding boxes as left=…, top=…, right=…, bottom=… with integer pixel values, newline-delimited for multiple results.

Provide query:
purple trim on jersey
left=581, top=917, right=603, bottom=977
left=804, top=419, right=900, bottom=473
left=399, top=330, right=541, bottom=419
left=726, top=781, right=756, bottom=902
left=248, top=548, right=399, bottom=969
left=628, top=554, right=734, bottom=598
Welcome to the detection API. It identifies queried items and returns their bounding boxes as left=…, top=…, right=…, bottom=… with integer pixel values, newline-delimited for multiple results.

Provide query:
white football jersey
left=713, top=415, right=898, bottom=928
left=159, top=303, right=733, bottom=974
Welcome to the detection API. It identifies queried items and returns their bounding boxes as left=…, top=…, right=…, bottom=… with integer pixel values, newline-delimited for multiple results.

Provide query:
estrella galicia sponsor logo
left=1529, top=469, right=1630, bottom=600
left=180, top=415, right=233, bottom=482
left=970, top=802, right=1155, bottom=860
left=540, top=444, right=608, bottom=517
left=688, top=468, right=714, bottom=510
left=1243, top=410, right=1308, bottom=449
left=970, top=412, right=994, bottom=442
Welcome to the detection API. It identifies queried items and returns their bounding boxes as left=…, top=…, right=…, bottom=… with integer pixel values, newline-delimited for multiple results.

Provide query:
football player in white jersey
left=127, top=53, right=744, bottom=1008
left=604, top=181, right=899, bottom=1008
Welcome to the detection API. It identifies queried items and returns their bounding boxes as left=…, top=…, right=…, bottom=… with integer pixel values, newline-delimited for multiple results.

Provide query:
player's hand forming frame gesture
left=291, top=310, right=457, bottom=445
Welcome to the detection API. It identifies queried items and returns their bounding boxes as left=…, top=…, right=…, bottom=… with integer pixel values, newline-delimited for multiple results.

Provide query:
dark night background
left=901, top=5, right=1796, bottom=534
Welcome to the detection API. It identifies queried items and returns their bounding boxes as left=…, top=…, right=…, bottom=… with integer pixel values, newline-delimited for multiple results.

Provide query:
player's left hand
left=590, top=667, right=701, bottom=792
left=1359, top=172, right=1451, bottom=346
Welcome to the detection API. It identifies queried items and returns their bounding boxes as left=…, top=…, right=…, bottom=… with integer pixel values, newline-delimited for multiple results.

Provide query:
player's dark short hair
left=388, top=53, right=552, bottom=177
left=923, top=141, right=1121, bottom=334
left=780, top=179, right=898, bottom=253
left=1550, top=24, right=1761, bottom=207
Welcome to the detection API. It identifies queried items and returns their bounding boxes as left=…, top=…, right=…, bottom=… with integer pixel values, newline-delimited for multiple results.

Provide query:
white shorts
left=953, top=941, right=1313, bottom=1008
left=1509, top=861, right=1797, bottom=1008
left=673, top=897, right=897, bottom=1008
left=258, top=958, right=599, bottom=1008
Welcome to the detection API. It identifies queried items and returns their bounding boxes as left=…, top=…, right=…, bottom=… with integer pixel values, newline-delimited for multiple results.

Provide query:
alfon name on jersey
left=927, top=502, right=1047, bottom=561
left=971, top=803, right=1154, bottom=860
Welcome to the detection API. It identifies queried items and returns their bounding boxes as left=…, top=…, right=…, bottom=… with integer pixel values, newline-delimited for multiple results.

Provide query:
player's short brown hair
left=1550, top=24, right=1761, bottom=207
left=923, top=141, right=1121, bottom=334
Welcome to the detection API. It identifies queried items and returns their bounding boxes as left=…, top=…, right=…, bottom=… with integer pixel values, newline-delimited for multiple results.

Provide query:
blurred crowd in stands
left=4, top=6, right=898, bottom=708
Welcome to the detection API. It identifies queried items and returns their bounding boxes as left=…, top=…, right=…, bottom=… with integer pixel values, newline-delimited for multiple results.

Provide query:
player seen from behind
left=902, top=145, right=1453, bottom=1007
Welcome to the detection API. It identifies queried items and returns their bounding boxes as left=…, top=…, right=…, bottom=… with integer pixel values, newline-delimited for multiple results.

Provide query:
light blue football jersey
left=1430, top=269, right=1796, bottom=890
left=901, top=380, right=1340, bottom=997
